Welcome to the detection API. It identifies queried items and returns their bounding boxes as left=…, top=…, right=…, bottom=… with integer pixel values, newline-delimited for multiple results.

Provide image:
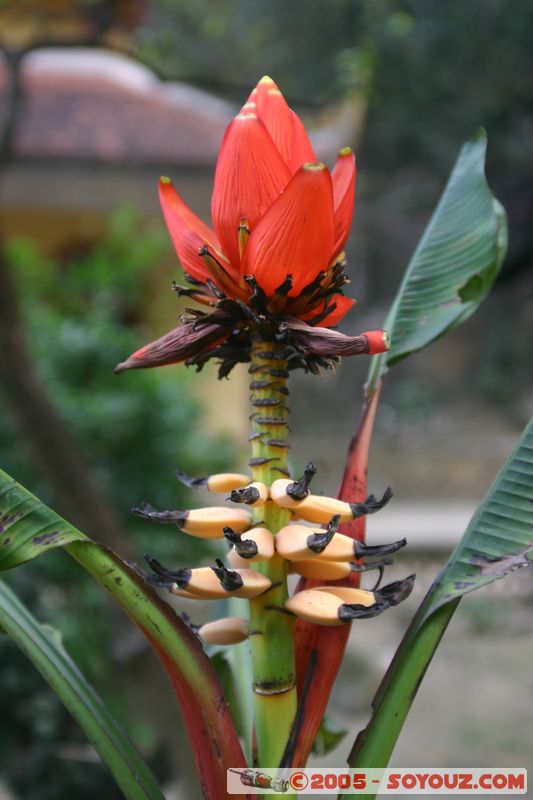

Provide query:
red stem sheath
left=142, top=627, right=253, bottom=800
left=285, top=382, right=382, bottom=767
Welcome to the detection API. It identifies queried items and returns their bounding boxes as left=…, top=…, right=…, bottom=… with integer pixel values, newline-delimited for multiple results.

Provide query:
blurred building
left=0, top=47, right=234, bottom=246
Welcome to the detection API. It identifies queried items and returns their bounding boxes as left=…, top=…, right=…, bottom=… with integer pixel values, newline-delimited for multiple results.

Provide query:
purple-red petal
left=284, top=318, right=389, bottom=357
left=114, top=322, right=227, bottom=373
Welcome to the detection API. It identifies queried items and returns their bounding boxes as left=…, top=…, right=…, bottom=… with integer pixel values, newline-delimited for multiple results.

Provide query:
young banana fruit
left=285, top=575, right=415, bottom=626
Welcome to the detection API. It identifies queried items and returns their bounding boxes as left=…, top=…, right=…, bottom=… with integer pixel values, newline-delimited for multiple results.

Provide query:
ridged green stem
left=247, top=338, right=297, bottom=773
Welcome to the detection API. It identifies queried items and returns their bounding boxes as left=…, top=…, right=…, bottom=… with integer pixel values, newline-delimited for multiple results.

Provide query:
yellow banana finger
left=271, top=479, right=393, bottom=524
left=285, top=587, right=373, bottom=626
left=133, top=504, right=251, bottom=539
left=225, top=526, right=275, bottom=565
left=228, top=481, right=269, bottom=507
left=175, top=470, right=252, bottom=493
left=288, top=559, right=353, bottom=580
left=285, top=574, right=415, bottom=626
left=145, top=555, right=271, bottom=599
left=198, top=617, right=249, bottom=645
left=276, top=517, right=406, bottom=561
left=270, top=463, right=317, bottom=508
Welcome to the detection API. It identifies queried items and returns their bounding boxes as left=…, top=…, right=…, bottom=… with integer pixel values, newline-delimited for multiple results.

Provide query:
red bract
left=115, top=76, right=389, bottom=377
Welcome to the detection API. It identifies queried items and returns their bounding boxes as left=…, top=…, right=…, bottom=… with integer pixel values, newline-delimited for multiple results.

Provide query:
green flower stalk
left=246, top=339, right=295, bottom=767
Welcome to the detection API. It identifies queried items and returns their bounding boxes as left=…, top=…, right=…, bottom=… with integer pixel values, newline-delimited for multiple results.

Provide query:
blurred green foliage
left=139, top=0, right=533, bottom=169
left=1, top=208, right=233, bottom=546
left=0, top=637, right=124, bottom=800
left=0, top=209, right=233, bottom=797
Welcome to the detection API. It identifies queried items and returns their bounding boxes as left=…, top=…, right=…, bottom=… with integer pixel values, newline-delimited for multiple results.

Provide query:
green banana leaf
left=0, top=468, right=87, bottom=569
left=368, top=130, right=507, bottom=390
left=0, top=577, right=164, bottom=800
left=341, top=418, right=533, bottom=798
left=0, top=469, right=250, bottom=800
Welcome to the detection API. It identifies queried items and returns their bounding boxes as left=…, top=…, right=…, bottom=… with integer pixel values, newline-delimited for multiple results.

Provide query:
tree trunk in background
left=0, top=45, right=131, bottom=554
left=0, top=250, right=132, bottom=554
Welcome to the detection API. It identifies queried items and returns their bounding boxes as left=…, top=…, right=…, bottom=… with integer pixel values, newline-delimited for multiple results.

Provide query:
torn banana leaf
left=0, top=468, right=87, bottom=569
left=368, top=130, right=507, bottom=390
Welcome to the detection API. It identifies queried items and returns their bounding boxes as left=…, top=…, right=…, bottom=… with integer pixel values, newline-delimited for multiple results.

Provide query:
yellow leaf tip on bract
left=339, top=146, right=353, bottom=156
left=160, top=175, right=172, bottom=185
left=303, top=161, right=326, bottom=171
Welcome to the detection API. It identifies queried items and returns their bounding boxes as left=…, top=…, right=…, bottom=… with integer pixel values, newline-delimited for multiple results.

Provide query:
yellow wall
left=1, top=196, right=248, bottom=442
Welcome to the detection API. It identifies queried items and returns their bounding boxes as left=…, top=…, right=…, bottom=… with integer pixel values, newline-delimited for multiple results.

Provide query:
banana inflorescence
left=136, top=463, right=414, bottom=642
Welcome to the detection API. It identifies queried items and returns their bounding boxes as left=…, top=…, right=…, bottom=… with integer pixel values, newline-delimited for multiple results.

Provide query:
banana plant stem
left=247, top=337, right=297, bottom=775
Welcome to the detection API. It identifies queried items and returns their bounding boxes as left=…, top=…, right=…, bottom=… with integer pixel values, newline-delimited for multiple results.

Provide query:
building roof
left=0, top=48, right=236, bottom=166
left=1, top=47, right=361, bottom=171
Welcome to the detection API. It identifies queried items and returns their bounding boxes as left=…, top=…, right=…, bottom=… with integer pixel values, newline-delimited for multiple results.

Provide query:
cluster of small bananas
left=135, top=466, right=414, bottom=645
